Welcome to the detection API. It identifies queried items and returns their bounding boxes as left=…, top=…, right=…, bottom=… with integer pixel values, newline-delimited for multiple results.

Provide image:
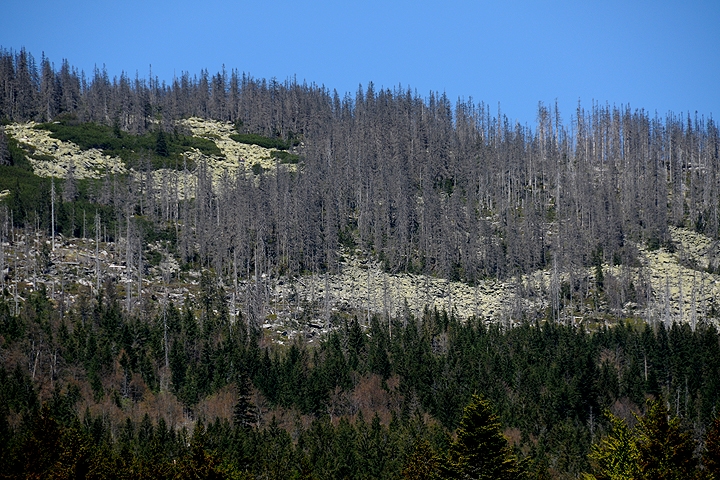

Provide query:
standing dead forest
left=1, top=47, right=720, bottom=478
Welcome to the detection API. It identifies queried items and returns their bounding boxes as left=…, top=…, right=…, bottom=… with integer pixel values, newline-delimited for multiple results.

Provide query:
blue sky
left=2, top=0, right=718, bottom=126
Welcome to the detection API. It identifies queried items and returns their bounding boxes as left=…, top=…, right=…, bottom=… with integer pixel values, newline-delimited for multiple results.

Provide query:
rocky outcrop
left=640, top=227, right=720, bottom=327
left=179, top=117, right=298, bottom=177
left=276, top=256, right=513, bottom=324
left=5, top=122, right=126, bottom=178
left=5, top=118, right=296, bottom=189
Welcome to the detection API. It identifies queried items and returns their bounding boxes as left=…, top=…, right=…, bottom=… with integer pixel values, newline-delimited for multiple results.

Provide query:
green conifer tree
left=583, top=412, right=640, bottom=480
left=402, top=439, right=442, bottom=479
left=634, top=400, right=697, bottom=480
left=0, top=127, right=10, bottom=165
left=155, top=129, right=169, bottom=157
left=701, top=414, right=720, bottom=478
left=233, top=373, right=257, bottom=430
left=446, top=394, right=524, bottom=479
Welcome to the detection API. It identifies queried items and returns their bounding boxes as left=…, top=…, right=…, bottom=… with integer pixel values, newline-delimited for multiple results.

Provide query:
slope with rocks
left=5, top=117, right=296, bottom=186
left=2, top=222, right=718, bottom=349
left=2, top=119, right=719, bottom=341
left=179, top=117, right=298, bottom=177
left=5, top=122, right=127, bottom=178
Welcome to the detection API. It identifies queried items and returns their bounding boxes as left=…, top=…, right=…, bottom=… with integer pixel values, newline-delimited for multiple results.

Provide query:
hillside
left=3, top=117, right=720, bottom=338
left=1, top=49, right=720, bottom=479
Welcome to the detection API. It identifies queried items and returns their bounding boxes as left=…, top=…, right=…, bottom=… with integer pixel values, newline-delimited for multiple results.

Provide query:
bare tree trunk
left=51, top=177, right=55, bottom=251
left=163, top=293, right=169, bottom=369
left=95, top=213, right=101, bottom=293
left=126, top=212, right=132, bottom=312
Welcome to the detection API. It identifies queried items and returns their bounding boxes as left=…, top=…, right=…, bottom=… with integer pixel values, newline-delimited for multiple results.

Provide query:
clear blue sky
left=2, top=0, right=718, bottom=126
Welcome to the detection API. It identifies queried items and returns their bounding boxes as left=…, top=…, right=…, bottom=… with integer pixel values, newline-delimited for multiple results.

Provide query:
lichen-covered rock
left=180, top=117, right=297, bottom=176
left=639, top=228, right=720, bottom=326
left=5, top=119, right=296, bottom=190
left=5, top=122, right=126, bottom=178
left=274, top=255, right=514, bottom=323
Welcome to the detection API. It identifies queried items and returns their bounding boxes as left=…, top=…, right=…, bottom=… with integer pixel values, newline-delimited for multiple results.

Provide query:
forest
left=1, top=46, right=720, bottom=478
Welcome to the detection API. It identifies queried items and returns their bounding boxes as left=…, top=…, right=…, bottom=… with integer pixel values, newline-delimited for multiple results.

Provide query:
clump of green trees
left=584, top=400, right=720, bottom=479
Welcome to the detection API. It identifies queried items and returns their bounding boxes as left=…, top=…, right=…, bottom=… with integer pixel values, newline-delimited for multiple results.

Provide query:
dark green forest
left=1, top=48, right=720, bottom=478
left=2, top=285, right=720, bottom=478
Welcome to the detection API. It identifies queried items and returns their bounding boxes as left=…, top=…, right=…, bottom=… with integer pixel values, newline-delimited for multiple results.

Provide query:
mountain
left=1, top=48, right=720, bottom=479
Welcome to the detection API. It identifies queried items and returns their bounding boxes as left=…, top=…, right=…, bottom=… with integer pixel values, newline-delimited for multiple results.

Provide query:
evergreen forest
left=1, top=47, right=720, bottom=478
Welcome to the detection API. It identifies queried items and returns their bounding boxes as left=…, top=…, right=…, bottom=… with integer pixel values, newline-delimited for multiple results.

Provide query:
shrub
left=33, top=121, right=222, bottom=170
left=229, top=133, right=290, bottom=150
left=270, top=150, right=299, bottom=164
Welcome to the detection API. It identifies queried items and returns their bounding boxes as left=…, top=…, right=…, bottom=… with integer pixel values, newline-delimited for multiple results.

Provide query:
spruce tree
left=446, top=394, right=523, bottom=479
left=635, top=400, right=696, bottom=480
left=155, top=129, right=169, bottom=157
left=233, top=373, right=257, bottom=430
left=0, top=127, right=9, bottom=165
left=584, top=412, right=640, bottom=480
left=702, top=414, right=720, bottom=478
left=402, top=439, right=442, bottom=479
